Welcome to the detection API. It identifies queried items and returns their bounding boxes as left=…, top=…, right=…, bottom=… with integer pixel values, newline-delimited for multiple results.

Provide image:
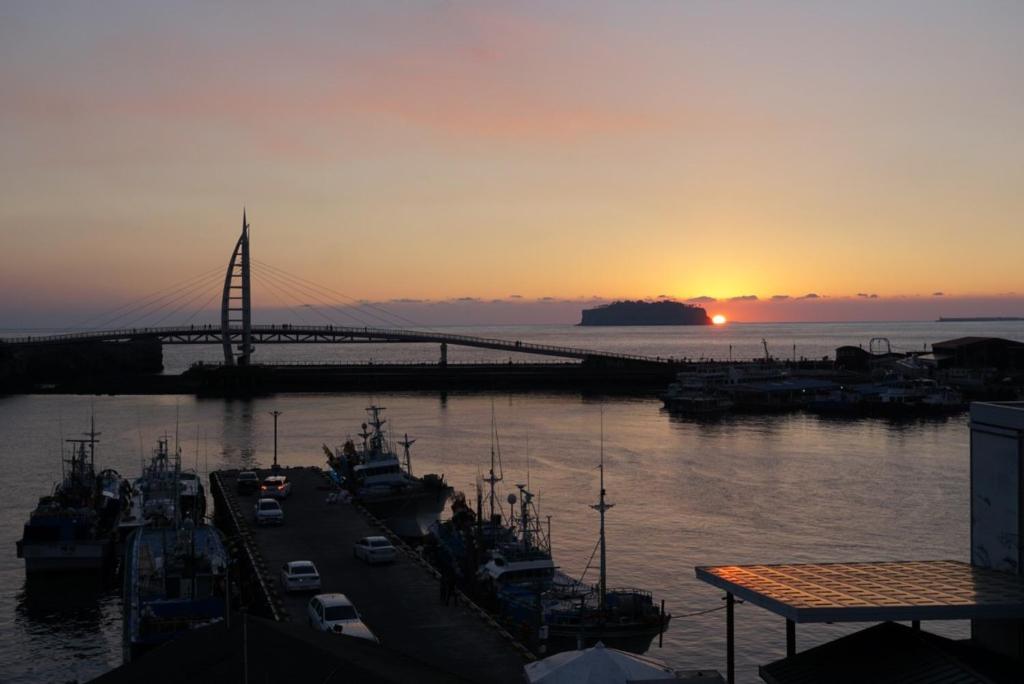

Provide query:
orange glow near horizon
left=712, top=314, right=727, bottom=325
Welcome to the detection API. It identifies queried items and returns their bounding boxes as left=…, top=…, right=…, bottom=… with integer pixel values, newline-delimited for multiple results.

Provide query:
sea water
left=2, top=321, right=1018, bottom=682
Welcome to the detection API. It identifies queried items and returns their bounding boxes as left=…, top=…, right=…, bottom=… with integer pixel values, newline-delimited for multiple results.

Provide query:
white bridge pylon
left=220, top=212, right=253, bottom=366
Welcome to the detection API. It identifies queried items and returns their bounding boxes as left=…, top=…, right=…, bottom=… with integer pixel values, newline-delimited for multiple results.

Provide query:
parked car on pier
left=237, top=471, right=259, bottom=495
left=260, top=475, right=292, bottom=499
left=307, top=594, right=378, bottom=642
left=254, top=498, right=284, bottom=526
left=280, top=560, right=321, bottom=592
left=353, top=536, right=397, bottom=564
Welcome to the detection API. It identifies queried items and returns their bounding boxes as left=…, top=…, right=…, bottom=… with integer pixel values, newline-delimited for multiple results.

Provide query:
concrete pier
left=212, top=467, right=530, bottom=684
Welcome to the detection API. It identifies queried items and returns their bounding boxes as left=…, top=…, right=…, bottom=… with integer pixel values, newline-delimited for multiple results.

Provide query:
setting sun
left=712, top=314, right=727, bottom=325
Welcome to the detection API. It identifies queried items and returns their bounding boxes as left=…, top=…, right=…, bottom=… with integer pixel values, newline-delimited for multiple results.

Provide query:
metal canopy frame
left=695, top=560, right=1024, bottom=684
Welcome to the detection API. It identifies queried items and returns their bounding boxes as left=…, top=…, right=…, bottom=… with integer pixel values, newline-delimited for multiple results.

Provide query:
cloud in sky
left=688, top=296, right=716, bottom=303
left=798, top=293, right=820, bottom=300
left=729, top=295, right=758, bottom=302
left=771, top=295, right=790, bottom=301
left=933, top=291, right=945, bottom=296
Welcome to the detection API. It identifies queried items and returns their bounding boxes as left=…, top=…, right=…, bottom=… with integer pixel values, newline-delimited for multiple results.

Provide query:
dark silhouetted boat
left=17, top=418, right=122, bottom=574
left=325, top=406, right=452, bottom=538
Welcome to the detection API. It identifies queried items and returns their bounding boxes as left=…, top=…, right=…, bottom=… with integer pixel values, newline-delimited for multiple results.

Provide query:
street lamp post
left=269, top=410, right=282, bottom=471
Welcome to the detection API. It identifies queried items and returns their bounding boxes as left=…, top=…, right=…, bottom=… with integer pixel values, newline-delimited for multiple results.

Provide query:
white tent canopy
left=524, top=642, right=679, bottom=684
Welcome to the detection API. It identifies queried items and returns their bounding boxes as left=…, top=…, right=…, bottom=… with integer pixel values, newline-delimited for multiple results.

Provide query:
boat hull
left=359, top=486, right=452, bottom=538
left=17, top=539, right=112, bottom=573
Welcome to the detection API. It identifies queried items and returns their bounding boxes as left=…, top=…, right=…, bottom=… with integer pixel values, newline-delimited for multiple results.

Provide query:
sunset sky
left=2, top=2, right=1022, bottom=325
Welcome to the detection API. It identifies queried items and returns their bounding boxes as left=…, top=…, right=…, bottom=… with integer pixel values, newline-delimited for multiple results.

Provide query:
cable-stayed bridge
left=1, top=214, right=670, bottom=368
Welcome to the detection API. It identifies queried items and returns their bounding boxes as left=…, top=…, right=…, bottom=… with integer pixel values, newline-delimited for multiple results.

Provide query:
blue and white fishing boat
left=16, top=418, right=122, bottom=574
left=121, top=435, right=227, bottom=660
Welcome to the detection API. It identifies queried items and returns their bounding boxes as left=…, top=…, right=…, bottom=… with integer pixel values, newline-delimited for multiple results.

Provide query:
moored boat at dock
left=122, top=522, right=228, bottom=660
left=808, top=378, right=964, bottom=417
left=325, top=405, right=452, bottom=538
left=16, top=419, right=123, bottom=574
left=431, top=416, right=670, bottom=655
left=121, top=436, right=227, bottom=660
left=118, top=436, right=207, bottom=536
left=536, top=447, right=669, bottom=652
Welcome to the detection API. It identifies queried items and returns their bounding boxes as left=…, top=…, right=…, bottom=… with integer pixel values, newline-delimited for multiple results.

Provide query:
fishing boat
left=16, top=419, right=123, bottom=574
left=121, top=436, right=227, bottom=660
left=431, top=416, right=559, bottom=630
left=539, top=449, right=670, bottom=652
left=808, top=378, right=964, bottom=417
left=122, top=522, right=228, bottom=660
left=431, top=415, right=669, bottom=654
left=118, top=436, right=208, bottom=537
left=324, top=406, right=452, bottom=538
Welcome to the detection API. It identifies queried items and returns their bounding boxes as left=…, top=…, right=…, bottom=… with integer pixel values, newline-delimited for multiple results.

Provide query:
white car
left=259, top=475, right=292, bottom=499
left=254, top=498, right=284, bottom=525
left=353, top=536, right=397, bottom=564
left=280, top=560, right=321, bottom=592
left=307, top=593, right=378, bottom=642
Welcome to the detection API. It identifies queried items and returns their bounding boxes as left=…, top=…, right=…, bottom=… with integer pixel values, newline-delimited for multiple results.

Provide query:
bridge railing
left=0, top=324, right=671, bottom=364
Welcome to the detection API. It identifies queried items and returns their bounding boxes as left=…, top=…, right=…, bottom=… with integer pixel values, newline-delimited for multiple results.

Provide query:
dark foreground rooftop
left=760, top=621, right=1023, bottom=684
left=91, top=614, right=463, bottom=684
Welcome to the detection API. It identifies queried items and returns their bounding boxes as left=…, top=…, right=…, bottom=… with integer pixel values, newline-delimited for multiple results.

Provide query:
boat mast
left=399, top=433, right=415, bottom=476
left=517, top=484, right=531, bottom=552
left=483, top=404, right=502, bottom=522
left=366, top=406, right=386, bottom=454
left=590, top=412, right=614, bottom=610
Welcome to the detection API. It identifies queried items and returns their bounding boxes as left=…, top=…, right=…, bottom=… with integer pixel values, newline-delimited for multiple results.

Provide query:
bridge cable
left=84, top=270, right=223, bottom=330
left=251, top=264, right=384, bottom=328
left=252, top=260, right=403, bottom=328
left=68, top=265, right=224, bottom=331
left=252, top=265, right=363, bottom=327
left=148, top=276, right=227, bottom=327
left=251, top=266, right=332, bottom=327
left=180, top=290, right=222, bottom=326
left=251, top=275, right=311, bottom=327
left=101, top=271, right=224, bottom=330
left=252, top=259, right=424, bottom=329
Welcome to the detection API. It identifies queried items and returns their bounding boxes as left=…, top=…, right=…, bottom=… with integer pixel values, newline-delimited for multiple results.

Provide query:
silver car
left=254, top=498, right=284, bottom=526
left=280, top=560, right=321, bottom=592
left=353, top=536, right=397, bottom=564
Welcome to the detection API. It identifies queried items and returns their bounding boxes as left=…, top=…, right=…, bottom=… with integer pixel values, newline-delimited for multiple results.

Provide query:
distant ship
left=580, top=300, right=710, bottom=326
left=937, top=317, right=1024, bottom=322
left=325, top=406, right=452, bottom=538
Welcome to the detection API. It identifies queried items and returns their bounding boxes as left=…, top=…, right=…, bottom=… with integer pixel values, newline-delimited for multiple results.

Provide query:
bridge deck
left=217, top=467, right=529, bottom=683
left=2, top=324, right=672, bottom=364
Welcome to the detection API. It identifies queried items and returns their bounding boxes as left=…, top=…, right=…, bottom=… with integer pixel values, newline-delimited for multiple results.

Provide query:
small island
left=580, top=300, right=711, bottom=326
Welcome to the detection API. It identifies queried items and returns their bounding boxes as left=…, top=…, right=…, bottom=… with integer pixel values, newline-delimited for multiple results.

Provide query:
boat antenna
left=58, top=413, right=64, bottom=484
left=87, top=408, right=98, bottom=469
left=590, top=406, right=614, bottom=610
left=138, top=424, right=145, bottom=475
left=174, top=401, right=181, bottom=467
left=525, top=434, right=530, bottom=492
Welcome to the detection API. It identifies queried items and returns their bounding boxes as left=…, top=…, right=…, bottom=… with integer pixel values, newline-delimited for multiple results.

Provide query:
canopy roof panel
left=695, top=560, right=1024, bottom=623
